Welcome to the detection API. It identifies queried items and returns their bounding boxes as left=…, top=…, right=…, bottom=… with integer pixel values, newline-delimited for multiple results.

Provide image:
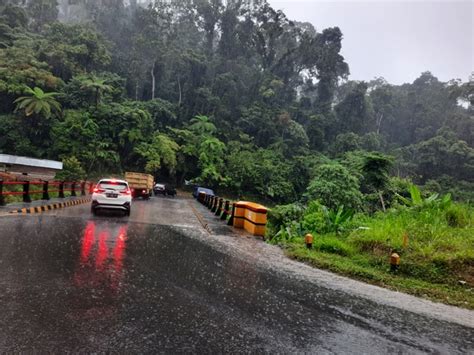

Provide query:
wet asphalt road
left=0, top=196, right=473, bottom=353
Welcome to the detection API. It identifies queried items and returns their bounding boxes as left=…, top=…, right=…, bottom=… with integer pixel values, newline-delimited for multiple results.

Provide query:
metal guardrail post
left=207, top=196, right=214, bottom=209
left=59, top=182, right=65, bottom=198
left=227, top=203, right=235, bottom=226
left=215, top=198, right=223, bottom=216
left=81, top=182, right=86, bottom=196
left=71, top=182, right=76, bottom=197
left=23, top=181, right=31, bottom=203
left=211, top=196, right=218, bottom=213
left=221, top=200, right=230, bottom=220
left=42, top=181, right=50, bottom=200
left=0, top=180, right=4, bottom=206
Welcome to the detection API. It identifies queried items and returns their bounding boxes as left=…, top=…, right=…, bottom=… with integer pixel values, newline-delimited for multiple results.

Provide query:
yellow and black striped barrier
left=9, top=198, right=91, bottom=215
left=196, top=192, right=268, bottom=237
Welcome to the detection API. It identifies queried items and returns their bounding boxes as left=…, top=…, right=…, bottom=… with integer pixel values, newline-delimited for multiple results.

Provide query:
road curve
left=0, top=196, right=472, bottom=353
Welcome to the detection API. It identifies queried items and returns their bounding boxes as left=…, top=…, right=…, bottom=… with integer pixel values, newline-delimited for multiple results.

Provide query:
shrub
left=302, top=201, right=326, bottom=233
left=444, top=204, right=470, bottom=227
left=266, top=203, right=305, bottom=237
left=55, top=156, right=85, bottom=181
left=305, top=163, right=363, bottom=211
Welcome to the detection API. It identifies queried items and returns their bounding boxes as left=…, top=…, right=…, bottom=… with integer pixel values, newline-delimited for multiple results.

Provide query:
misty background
left=269, top=0, right=473, bottom=84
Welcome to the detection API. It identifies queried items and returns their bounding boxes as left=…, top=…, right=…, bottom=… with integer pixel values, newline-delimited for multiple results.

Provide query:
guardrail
left=197, top=192, right=268, bottom=237
left=0, top=180, right=94, bottom=206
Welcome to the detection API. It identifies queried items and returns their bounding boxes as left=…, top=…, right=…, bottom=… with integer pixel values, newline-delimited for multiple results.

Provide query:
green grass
left=273, top=204, right=474, bottom=309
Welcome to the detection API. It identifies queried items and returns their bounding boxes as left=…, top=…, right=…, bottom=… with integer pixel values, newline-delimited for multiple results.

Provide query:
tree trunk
left=151, top=62, right=156, bottom=100
left=376, top=112, right=384, bottom=134
left=378, top=190, right=386, bottom=212
left=177, top=74, right=182, bottom=106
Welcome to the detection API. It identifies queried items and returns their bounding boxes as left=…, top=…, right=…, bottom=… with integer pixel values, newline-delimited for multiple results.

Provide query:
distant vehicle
left=125, top=172, right=153, bottom=199
left=192, top=186, right=215, bottom=198
left=154, top=183, right=177, bottom=197
left=91, top=179, right=132, bottom=216
left=153, top=183, right=166, bottom=196
left=165, top=184, right=177, bottom=197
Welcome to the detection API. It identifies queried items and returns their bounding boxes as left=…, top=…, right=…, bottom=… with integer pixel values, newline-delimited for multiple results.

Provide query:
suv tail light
left=121, top=189, right=132, bottom=195
left=93, top=188, right=106, bottom=193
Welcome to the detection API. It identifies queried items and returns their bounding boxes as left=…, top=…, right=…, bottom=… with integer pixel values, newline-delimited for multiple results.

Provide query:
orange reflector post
left=390, top=252, right=400, bottom=272
left=305, top=233, right=313, bottom=249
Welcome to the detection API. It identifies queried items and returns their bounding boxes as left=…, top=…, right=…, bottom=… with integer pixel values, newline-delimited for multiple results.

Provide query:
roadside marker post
left=305, top=233, right=313, bottom=249
left=227, top=203, right=235, bottom=226
left=211, top=197, right=218, bottom=213
left=221, top=200, right=230, bottom=220
left=215, top=198, right=223, bottom=216
left=390, top=252, right=400, bottom=272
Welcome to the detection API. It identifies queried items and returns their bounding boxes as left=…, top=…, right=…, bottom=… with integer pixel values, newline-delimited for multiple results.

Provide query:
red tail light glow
left=121, top=189, right=132, bottom=195
left=93, top=188, right=106, bottom=193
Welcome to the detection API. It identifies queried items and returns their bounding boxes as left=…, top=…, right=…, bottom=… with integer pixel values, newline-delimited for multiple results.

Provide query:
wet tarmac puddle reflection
left=73, top=221, right=127, bottom=295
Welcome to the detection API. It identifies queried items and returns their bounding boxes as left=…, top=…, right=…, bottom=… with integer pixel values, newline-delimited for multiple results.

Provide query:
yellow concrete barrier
left=233, top=201, right=267, bottom=237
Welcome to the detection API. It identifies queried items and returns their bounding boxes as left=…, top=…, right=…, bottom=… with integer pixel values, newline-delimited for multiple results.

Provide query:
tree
left=79, top=76, right=113, bottom=108
left=135, top=133, right=180, bottom=175
left=306, top=163, right=363, bottom=211
left=14, top=86, right=61, bottom=118
left=55, top=156, right=86, bottom=181
left=360, top=152, right=393, bottom=211
left=27, top=0, right=58, bottom=31
left=334, top=81, right=373, bottom=134
left=37, top=23, right=111, bottom=80
left=188, top=114, right=216, bottom=135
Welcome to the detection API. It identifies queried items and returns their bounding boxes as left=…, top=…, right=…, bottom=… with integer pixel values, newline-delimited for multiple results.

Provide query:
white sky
left=267, top=0, right=473, bottom=84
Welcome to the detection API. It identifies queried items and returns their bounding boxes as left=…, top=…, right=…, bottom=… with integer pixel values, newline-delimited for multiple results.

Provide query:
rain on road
left=0, top=196, right=473, bottom=353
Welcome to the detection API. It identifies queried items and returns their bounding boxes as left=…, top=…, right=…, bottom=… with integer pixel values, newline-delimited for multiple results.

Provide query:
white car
left=153, top=183, right=166, bottom=196
left=91, top=179, right=132, bottom=216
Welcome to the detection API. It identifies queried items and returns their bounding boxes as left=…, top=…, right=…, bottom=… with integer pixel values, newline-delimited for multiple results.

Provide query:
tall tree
left=14, top=86, right=61, bottom=118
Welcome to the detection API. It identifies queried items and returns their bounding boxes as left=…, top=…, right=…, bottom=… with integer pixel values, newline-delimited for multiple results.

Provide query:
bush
left=266, top=203, right=305, bottom=237
left=302, top=201, right=326, bottom=233
left=444, top=204, right=470, bottom=227
left=55, top=156, right=85, bottom=181
left=302, top=201, right=355, bottom=235
left=305, top=163, right=363, bottom=211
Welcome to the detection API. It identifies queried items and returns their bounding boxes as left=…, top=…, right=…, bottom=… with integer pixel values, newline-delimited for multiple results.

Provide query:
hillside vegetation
left=0, top=0, right=472, bottom=306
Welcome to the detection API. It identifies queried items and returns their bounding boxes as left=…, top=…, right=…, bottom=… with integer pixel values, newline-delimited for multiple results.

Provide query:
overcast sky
left=267, top=0, right=473, bottom=85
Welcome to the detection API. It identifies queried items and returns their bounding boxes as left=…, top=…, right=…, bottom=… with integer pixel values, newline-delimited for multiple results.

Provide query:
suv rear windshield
left=99, top=181, right=128, bottom=191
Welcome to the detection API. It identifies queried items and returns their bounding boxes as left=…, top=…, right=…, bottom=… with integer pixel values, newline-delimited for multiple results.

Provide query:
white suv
left=91, top=179, right=132, bottom=216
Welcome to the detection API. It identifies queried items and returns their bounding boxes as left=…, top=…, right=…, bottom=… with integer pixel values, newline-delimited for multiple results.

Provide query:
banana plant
left=396, top=183, right=451, bottom=208
left=322, top=205, right=354, bottom=235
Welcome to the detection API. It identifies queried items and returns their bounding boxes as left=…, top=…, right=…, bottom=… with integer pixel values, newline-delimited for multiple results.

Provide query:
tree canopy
left=0, top=0, right=472, bottom=207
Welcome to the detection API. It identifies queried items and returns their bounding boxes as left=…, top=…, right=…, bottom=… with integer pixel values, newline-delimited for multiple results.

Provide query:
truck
left=124, top=172, right=154, bottom=199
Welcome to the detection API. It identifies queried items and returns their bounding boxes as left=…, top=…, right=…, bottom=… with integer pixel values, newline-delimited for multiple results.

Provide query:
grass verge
left=285, top=243, right=473, bottom=309
left=268, top=203, right=474, bottom=309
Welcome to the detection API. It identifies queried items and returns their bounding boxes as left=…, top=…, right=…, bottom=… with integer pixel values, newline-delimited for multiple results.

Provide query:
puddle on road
left=0, top=216, right=472, bottom=353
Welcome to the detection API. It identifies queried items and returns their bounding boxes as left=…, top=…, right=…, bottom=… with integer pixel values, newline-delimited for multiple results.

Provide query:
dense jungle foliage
left=0, top=0, right=472, bottom=207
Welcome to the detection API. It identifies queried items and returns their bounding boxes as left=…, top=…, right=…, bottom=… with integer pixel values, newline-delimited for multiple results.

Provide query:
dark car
left=153, top=183, right=166, bottom=196
left=165, top=184, right=177, bottom=197
left=192, top=186, right=215, bottom=198
left=154, top=183, right=177, bottom=197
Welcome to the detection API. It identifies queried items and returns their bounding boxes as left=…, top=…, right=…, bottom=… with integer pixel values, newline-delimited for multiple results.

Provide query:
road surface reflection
left=73, top=221, right=127, bottom=294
